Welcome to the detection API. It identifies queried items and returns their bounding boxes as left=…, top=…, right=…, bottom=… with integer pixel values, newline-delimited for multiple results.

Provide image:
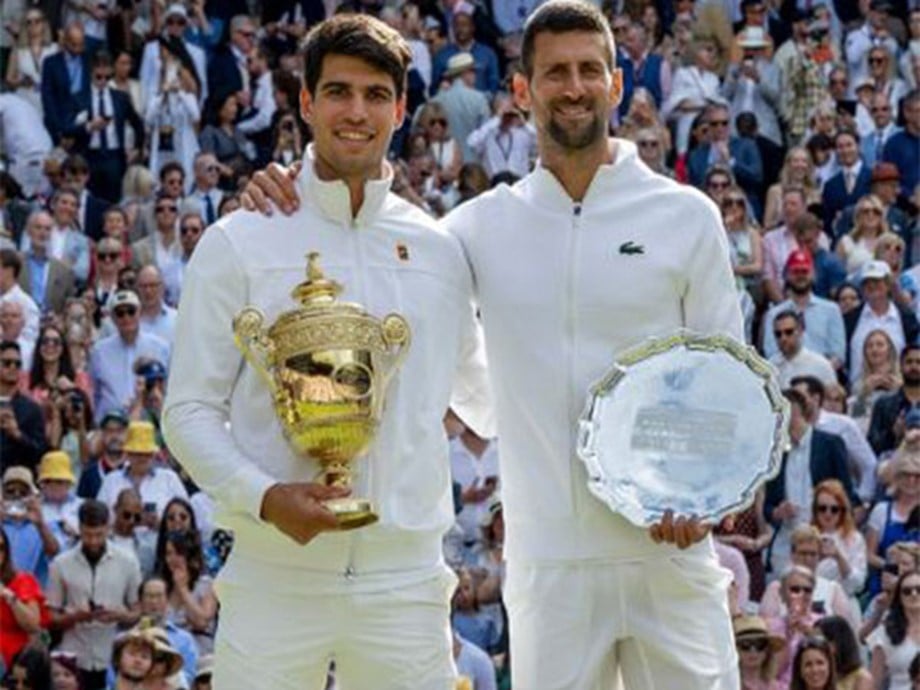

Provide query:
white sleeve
left=843, top=420, right=877, bottom=501
left=681, top=201, right=745, bottom=340
left=450, top=295, right=496, bottom=440
left=162, top=227, right=278, bottom=521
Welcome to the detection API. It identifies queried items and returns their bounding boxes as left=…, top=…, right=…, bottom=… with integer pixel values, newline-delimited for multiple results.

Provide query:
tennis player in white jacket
left=244, top=3, right=747, bottom=688
left=162, top=15, right=492, bottom=690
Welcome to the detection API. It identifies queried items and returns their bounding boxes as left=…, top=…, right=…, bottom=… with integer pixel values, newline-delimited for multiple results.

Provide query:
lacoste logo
left=619, top=241, right=644, bottom=255
left=396, top=243, right=410, bottom=261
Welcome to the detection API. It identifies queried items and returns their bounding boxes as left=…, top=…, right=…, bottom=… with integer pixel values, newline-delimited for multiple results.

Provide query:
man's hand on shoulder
left=260, top=481, right=350, bottom=545
left=240, top=162, right=302, bottom=216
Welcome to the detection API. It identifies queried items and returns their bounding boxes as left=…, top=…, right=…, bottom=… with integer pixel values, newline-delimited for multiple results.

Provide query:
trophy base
left=326, top=497, right=379, bottom=530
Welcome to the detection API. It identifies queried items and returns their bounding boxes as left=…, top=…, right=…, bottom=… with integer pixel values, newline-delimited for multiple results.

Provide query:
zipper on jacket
left=566, top=202, right=583, bottom=513
left=344, top=216, right=363, bottom=581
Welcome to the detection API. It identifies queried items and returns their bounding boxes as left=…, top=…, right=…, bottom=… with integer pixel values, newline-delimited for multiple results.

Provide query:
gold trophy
left=232, top=252, right=411, bottom=529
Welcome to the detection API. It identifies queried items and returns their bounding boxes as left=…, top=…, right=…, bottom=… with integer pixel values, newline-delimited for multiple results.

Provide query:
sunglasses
left=637, top=140, right=659, bottom=148
left=237, top=29, right=255, bottom=37
left=97, top=251, right=120, bottom=261
left=774, top=328, right=796, bottom=338
left=708, top=181, right=729, bottom=190
left=816, top=504, right=841, bottom=514
left=180, top=225, right=202, bottom=235
left=41, top=337, right=62, bottom=347
left=788, top=585, right=813, bottom=595
left=737, top=638, right=769, bottom=652
left=25, top=16, right=43, bottom=24
left=871, top=106, right=891, bottom=112
left=166, top=17, right=187, bottom=26
left=722, top=198, right=745, bottom=209
left=0, top=358, right=22, bottom=368
left=830, top=78, right=848, bottom=85
left=709, top=120, right=729, bottom=127
left=868, top=57, right=886, bottom=64
left=155, top=205, right=177, bottom=214
left=902, top=585, right=920, bottom=596
left=120, top=511, right=141, bottom=524
left=113, top=307, right=137, bottom=318
left=429, top=118, right=448, bottom=127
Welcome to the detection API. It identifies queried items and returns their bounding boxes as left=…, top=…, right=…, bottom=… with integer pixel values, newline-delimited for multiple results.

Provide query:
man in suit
left=75, top=52, right=145, bottom=203
left=843, top=260, right=919, bottom=385
left=859, top=92, right=900, bottom=168
left=188, top=153, right=223, bottom=226
left=688, top=102, right=763, bottom=217
left=833, top=162, right=911, bottom=260
left=764, top=388, right=856, bottom=574
left=131, top=193, right=181, bottom=276
left=820, top=129, right=872, bottom=234
left=867, top=344, right=920, bottom=454
left=40, top=21, right=90, bottom=145
left=61, top=155, right=109, bottom=243
left=207, top=14, right=256, bottom=110
left=17, top=210, right=76, bottom=316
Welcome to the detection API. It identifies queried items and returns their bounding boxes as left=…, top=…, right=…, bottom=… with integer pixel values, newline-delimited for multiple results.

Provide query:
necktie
left=98, top=90, right=108, bottom=150
left=203, top=194, right=215, bottom=225
left=875, top=131, right=885, bottom=162
left=844, top=170, right=855, bottom=195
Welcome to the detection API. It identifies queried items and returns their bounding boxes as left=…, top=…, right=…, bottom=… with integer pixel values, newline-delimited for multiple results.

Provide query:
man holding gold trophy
left=162, top=14, right=493, bottom=690
left=242, top=2, right=792, bottom=689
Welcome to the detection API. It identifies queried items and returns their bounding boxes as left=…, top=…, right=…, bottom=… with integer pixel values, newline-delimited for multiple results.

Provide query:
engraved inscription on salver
left=631, top=406, right=737, bottom=456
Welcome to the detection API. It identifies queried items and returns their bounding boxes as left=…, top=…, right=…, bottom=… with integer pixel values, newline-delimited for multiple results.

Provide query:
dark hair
left=521, top=0, right=614, bottom=78
left=886, top=570, right=920, bottom=645
left=783, top=388, right=809, bottom=414
left=834, top=128, right=860, bottom=146
left=792, top=212, right=822, bottom=234
left=139, top=574, right=168, bottom=600
left=0, top=249, right=22, bottom=279
left=0, top=527, right=16, bottom=585
left=815, top=616, right=863, bottom=676
left=0, top=171, right=24, bottom=200
left=901, top=344, right=920, bottom=364
left=10, top=644, right=52, bottom=690
left=790, top=636, right=837, bottom=690
left=0, top=340, right=21, bottom=355
left=273, top=68, right=301, bottom=110
left=302, top=14, right=412, bottom=98
left=104, top=206, right=128, bottom=224
left=79, top=499, right=110, bottom=527
left=805, top=133, right=834, bottom=155
left=154, top=497, right=203, bottom=576
left=790, top=375, right=825, bottom=402
left=910, top=651, right=920, bottom=681
left=773, top=308, right=803, bottom=329
left=91, top=50, right=113, bottom=71
left=62, top=154, right=89, bottom=177
left=159, top=162, right=185, bottom=182
left=159, top=530, right=205, bottom=592
left=29, top=324, right=77, bottom=390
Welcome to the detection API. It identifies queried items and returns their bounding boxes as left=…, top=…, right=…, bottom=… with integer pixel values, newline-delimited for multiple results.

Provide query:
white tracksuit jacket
left=163, top=149, right=492, bottom=590
left=443, top=138, right=745, bottom=564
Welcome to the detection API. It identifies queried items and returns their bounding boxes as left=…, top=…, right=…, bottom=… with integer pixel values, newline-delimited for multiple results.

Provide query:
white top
left=867, top=627, right=920, bottom=690
left=815, top=529, right=867, bottom=596
left=444, top=138, right=744, bottom=563
left=162, top=146, right=494, bottom=585
left=0, top=92, right=52, bottom=159
left=449, top=435, right=500, bottom=544
left=466, top=117, right=536, bottom=179
left=770, top=347, right=838, bottom=389
left=140, top=304, right=177, bottom=345
left=849, top=302, right=905, bottom=386
left=96, top=464, right=189, bottom=520
left=816, top=409, right=877, bottom=501
left=0, top=282, right=40, bottom=343
left=237, top=70, right=276, bottom=135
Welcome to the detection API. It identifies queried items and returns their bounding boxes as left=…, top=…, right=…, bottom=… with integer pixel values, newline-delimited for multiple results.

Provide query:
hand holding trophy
left=233, top=252, right=410, bottom=530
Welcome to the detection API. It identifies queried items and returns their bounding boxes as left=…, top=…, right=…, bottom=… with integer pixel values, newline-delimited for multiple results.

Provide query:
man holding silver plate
left=243, top=2, right=788, bottom=688
left=163, top=15, right=493, bottom=690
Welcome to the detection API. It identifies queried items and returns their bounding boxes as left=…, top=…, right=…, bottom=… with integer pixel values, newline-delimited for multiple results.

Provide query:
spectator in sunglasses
left=110, top=487, right=156, bottom=578
left=733, top=614, right=785, bottom=690
left=869, top=570, right=920, bottom=690
left=768, top=565, right=821, bottom=686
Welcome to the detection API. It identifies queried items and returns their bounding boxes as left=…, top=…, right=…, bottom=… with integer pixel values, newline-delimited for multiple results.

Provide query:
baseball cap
left=111, top=290, right=140, bottom=310
left=860, top=260, right=892, bottom=283
left=136, top=359, right=167, bottom=382
left=785, top=249, right=814, bottom=273
left=164, top=3, right=188, bottom=20
left=100, top=408, right=130, bottom=428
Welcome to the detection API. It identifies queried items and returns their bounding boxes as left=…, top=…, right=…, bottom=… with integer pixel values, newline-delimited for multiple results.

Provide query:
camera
left=809, top=28, right=828, bottom=42
left=5, top=500, right=27, bottom=519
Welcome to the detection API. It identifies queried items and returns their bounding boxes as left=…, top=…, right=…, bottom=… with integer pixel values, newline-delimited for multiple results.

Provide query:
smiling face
left=300, top=54, right=405, bottom=186
left=513, top=30, right=619, bottom=154
left=799, top=647, right=831, bottom=690
left=864, top=330, right=893, bottom=369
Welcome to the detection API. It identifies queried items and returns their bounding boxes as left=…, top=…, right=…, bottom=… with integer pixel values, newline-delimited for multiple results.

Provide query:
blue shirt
left=763, top=293, right=847, bottom=362
left=882, top=129, right=919, bottom=199
left=105, top=620, right=198, bottom=687
left=431, top=42, right=501, bottom=95
left=3, top=517, right=50, bottom=588
left=64, top=52, right=83, bottom=95
left=812, top=249, right=847, bottom=299
left=89, top=332, right=171, bottom=423
left=26, top=254, right=48, bottom=312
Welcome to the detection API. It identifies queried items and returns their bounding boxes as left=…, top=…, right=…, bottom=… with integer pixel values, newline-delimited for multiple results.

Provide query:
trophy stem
left=323, top=461, right=378, bottom=530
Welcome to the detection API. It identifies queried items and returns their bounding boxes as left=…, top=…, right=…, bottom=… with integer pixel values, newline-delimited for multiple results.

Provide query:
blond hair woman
left=836, top=194, right=891, bottom=278
left=763, top=147, right=820, bottom=230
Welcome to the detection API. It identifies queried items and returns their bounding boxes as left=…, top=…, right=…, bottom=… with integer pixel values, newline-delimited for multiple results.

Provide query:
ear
left=610, top=68, right=623, bottom=109
left=299, top=87, right=313, bottom=125
left=394, top=92, right=407, bottom=129
left=511, top=72, right=531, bottom=112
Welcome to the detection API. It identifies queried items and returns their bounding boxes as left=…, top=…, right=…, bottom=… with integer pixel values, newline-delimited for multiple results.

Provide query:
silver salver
left=576, top=330, right=789, bottom=527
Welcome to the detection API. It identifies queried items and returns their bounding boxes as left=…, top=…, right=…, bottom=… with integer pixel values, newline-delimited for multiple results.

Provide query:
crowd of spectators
left=0, top=0, right=918, bottom=688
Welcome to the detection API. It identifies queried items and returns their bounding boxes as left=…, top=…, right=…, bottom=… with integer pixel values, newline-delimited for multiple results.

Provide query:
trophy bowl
left=233, top=253, right=410, bottom=530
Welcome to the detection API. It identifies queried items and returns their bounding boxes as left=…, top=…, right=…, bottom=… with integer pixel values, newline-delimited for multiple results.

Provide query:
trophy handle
left=232, top=307, right=277, bottom=392
left=380, top=314, right=411, bottom=376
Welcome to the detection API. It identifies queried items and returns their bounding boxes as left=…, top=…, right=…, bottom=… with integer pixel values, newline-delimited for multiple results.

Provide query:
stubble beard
left=546, top=101, right=606, bottom=151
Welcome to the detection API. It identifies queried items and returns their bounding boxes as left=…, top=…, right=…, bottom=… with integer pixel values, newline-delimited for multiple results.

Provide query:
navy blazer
left=41, top=51, right=90, bottom=144
left=763, top=428, right=858, bottom=525
left=820, top=166, right=872, bottom=234
left=207, top=47, right=244, bottom=108
left=75, top=88, right=146, bottom=158
left=82, top=191, right=110, bottom=243
left=687, top=138, right=764, bottom=192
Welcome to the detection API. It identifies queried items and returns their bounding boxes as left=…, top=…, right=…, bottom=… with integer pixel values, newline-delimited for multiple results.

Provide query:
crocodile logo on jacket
left=618, top=241, right=645, bottom=255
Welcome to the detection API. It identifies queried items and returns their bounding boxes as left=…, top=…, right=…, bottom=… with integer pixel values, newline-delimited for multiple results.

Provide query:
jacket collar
left=298, top=144, right=393, bottom=228
left=526, top=138, right=639, bottom=212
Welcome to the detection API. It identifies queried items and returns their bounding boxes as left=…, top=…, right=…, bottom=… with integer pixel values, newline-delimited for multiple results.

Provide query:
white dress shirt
left=816, top=409, right=877, bottom=501
left=848, top=301, right=905, bottom=385
left=96, top=464, right=189, bottom=520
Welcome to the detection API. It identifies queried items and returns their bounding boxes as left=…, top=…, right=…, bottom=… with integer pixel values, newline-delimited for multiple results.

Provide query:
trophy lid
left=291, top=252, right=343, bottom=306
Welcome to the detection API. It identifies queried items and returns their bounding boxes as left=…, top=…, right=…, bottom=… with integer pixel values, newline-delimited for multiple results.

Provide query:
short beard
left=904, top=372, right=920, bottom=387
left=547, top=113, right=606, bottom=150
left=120, top=669, right=147, bottom=683
left=788, top=281, right=812, bottom=296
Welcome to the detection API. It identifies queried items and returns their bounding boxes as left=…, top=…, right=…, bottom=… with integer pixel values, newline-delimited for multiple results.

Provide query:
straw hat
left=732, top=615, right=785, bottom=652
left=38, top=451, right=76, bottom=484
left=445, top=52, right=475, bottom=79
left=123, top=421, right=160, bottom=454
left=113, top=624, right=184, bottom=678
